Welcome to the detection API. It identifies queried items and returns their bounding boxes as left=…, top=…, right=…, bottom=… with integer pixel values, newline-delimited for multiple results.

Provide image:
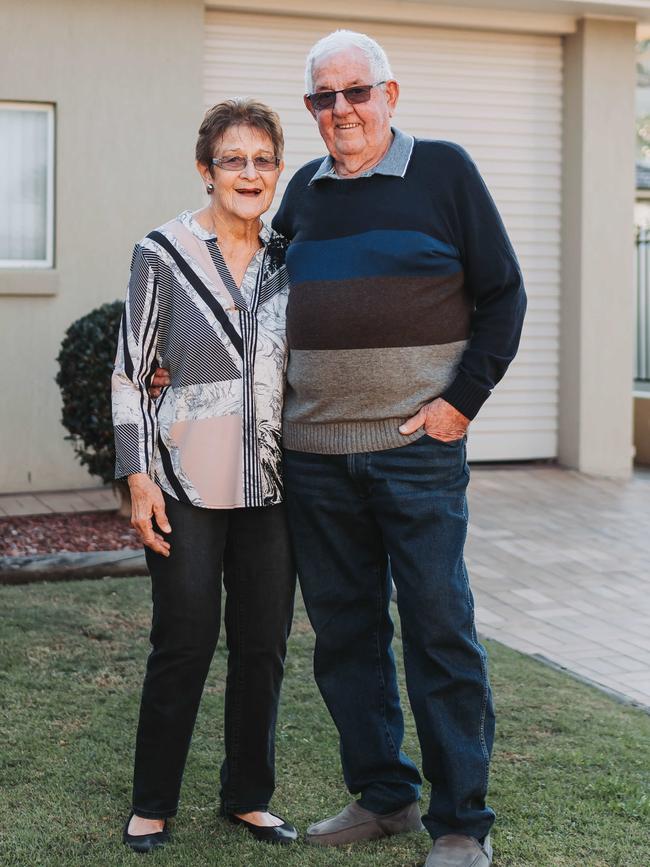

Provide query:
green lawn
left=1, top=576, right=648, bottom=867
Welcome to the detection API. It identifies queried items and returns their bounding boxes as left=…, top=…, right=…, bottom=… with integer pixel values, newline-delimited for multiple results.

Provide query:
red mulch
left=0, top=511, right=140, bottom=557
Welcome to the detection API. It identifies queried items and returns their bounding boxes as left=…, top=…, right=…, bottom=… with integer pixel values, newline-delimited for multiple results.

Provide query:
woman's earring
left=206, top=183, right=214, bottom=194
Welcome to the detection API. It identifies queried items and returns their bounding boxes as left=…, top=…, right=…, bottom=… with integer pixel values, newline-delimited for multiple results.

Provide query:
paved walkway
left=0, top=486, right=118, bottom=516
left=467, top=465, right=650, bottom=710
left=1, top=467, right=649, bottom=709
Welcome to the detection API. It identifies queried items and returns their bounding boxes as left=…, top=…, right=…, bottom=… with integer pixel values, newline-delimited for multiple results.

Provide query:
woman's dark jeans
left=131, top=493, right=296, bottom=819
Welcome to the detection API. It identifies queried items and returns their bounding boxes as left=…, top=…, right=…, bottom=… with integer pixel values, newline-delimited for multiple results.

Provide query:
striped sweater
left=272, top=129, right=527, bottom=454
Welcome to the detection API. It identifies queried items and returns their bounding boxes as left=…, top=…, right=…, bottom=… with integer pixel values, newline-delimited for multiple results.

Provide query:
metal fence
left=635, top=228, right=650, bottom=382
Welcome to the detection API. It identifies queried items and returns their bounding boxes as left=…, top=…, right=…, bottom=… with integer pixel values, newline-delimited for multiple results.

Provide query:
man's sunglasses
left=305, top=81, right=386, bottom=113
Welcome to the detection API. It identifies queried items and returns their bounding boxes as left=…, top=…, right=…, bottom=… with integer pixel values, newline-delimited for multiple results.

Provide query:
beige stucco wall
left=559, top=17, right=637, bottom=478
left=0, top=0, right=204, bottom=493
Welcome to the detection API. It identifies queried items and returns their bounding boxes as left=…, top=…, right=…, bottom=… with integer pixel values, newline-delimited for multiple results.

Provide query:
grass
left=0, top=576, right=649, bottom=867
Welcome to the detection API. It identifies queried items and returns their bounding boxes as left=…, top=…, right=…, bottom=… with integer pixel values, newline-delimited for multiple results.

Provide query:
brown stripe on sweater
left=287, top=272, right=471, bottom=350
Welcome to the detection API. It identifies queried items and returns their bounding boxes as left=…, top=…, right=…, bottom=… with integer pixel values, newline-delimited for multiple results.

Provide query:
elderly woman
left=112, top=99, right=297, bottom=853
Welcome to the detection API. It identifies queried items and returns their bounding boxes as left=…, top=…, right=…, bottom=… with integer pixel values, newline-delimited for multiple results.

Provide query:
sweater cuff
left=441, top=371, right=491, bottom=420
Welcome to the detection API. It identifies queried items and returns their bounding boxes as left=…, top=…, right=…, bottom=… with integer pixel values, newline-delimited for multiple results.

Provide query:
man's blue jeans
left=283, top=434, right=495, bottom=840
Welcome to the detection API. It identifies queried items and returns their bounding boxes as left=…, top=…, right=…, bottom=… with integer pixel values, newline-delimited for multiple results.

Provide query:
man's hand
left=148, top=367, right=171, bottom=399
left=128, top=473, right=172, bottom=556
left=399, top=397, right=470, bottom=443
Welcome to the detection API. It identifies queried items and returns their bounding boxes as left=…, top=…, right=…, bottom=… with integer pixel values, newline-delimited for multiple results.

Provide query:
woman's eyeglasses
left=306, top=82, right=386, bottom=113
left=211, top=156, right=281, bottom=172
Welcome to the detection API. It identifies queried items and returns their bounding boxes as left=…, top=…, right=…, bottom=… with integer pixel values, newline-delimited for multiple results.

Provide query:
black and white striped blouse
left=112, top=210, right=290, bottom=509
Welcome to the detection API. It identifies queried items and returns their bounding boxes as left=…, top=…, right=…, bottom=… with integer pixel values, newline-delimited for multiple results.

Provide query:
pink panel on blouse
left=165, top=219, right=239, bottom=311
left=170, top=415, right=244, bottom=508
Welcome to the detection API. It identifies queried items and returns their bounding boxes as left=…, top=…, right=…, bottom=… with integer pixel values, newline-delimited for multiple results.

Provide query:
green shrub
left=55, top=300, right=123, bottom=485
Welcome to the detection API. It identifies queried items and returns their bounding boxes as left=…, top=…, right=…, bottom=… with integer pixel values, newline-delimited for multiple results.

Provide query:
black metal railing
left=635, top=228, right=650, bottom=382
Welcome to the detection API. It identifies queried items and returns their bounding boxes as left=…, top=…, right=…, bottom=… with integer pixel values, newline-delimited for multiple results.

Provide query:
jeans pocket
left=420, top=432, right=466, bottom=447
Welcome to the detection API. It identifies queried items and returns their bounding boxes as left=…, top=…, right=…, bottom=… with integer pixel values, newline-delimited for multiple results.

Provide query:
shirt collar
left=308, top=127, right=415, bottom=185
left=180, top=209, right=272, bottom=245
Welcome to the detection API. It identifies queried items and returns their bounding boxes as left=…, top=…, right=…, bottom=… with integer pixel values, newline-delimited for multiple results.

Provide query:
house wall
left=559, top=17, right=637, bottom=478
left=0, top=0, right=204, bottom=493
left=0, top=1, right=642, bottom=492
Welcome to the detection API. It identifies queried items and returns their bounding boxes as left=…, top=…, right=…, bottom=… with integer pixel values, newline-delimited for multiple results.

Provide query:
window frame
left=0, top=101, right=55, bottom=270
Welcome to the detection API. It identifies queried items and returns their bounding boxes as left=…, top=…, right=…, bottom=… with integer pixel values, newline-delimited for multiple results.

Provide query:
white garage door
left=204, top=10, right=561, bottom=461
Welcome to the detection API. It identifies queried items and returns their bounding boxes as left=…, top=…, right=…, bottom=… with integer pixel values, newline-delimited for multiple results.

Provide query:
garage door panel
left=468, top=432, right=556, bottom=460
left=204, top=10, right=561, bottom=462
left=526, top=299, right=560, bottom=314
left=500, top=209, right=560, bottom=224
left=494, top=378, right=559, bottom=393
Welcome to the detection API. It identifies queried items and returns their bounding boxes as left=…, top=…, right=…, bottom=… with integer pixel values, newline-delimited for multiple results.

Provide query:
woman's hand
left=128, top=473, right=172, bottom=556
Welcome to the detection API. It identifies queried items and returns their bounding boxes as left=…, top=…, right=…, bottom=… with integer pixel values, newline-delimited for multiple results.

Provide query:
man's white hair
left=304, top=30, right=394, bottom=94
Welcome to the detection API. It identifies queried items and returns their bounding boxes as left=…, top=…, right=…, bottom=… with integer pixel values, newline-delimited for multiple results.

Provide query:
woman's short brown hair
left=196, top=98, right=284, bottom=169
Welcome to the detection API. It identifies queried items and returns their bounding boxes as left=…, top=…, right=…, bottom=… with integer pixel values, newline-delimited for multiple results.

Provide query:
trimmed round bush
left=55, top=300, right=123, bottom=485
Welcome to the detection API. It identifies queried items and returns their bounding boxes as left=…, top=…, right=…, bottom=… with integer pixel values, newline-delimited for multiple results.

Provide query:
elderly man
left=272, top=30, right=526, bottom=867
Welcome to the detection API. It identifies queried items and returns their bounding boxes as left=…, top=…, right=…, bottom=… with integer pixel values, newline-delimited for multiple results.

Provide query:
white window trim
left=0, top=101, right=55, bottom=270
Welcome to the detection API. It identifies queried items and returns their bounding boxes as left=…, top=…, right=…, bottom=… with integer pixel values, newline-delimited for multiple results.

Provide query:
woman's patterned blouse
left=112, top=210, right=290, bottom=509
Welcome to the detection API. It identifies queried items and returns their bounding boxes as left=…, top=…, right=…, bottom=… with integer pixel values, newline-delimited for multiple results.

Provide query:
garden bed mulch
left=0, top=511, right=139, bottom=557
left=0, top=511, right=145, bottom=585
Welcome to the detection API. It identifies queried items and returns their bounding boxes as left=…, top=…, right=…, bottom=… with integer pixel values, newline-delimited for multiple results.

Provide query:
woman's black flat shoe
left=225, top=812, right=298, bottom=845
left=122, top=812, right=171, bottom=853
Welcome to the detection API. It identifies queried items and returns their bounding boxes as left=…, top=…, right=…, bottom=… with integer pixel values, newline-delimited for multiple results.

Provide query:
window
left=636, top=44, right=650, bottom=385
left=0, top=102, right=54, bottom=268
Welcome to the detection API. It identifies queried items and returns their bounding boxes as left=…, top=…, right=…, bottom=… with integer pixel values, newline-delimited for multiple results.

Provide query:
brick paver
left=0, top=486, right=119, bottom=517
left=467, top=465, right=650, bottom=710
left=1, top=468, right=649, bottom=708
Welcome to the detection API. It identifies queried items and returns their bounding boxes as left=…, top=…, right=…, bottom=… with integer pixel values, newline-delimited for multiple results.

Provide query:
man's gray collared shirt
left=308, top=127, right=415, bottom=185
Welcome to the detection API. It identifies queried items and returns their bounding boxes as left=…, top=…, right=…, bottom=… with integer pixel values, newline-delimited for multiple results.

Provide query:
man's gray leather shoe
left=425, top=834, right=493, bottom=867
left=305, top=800, right=424, bottom=846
